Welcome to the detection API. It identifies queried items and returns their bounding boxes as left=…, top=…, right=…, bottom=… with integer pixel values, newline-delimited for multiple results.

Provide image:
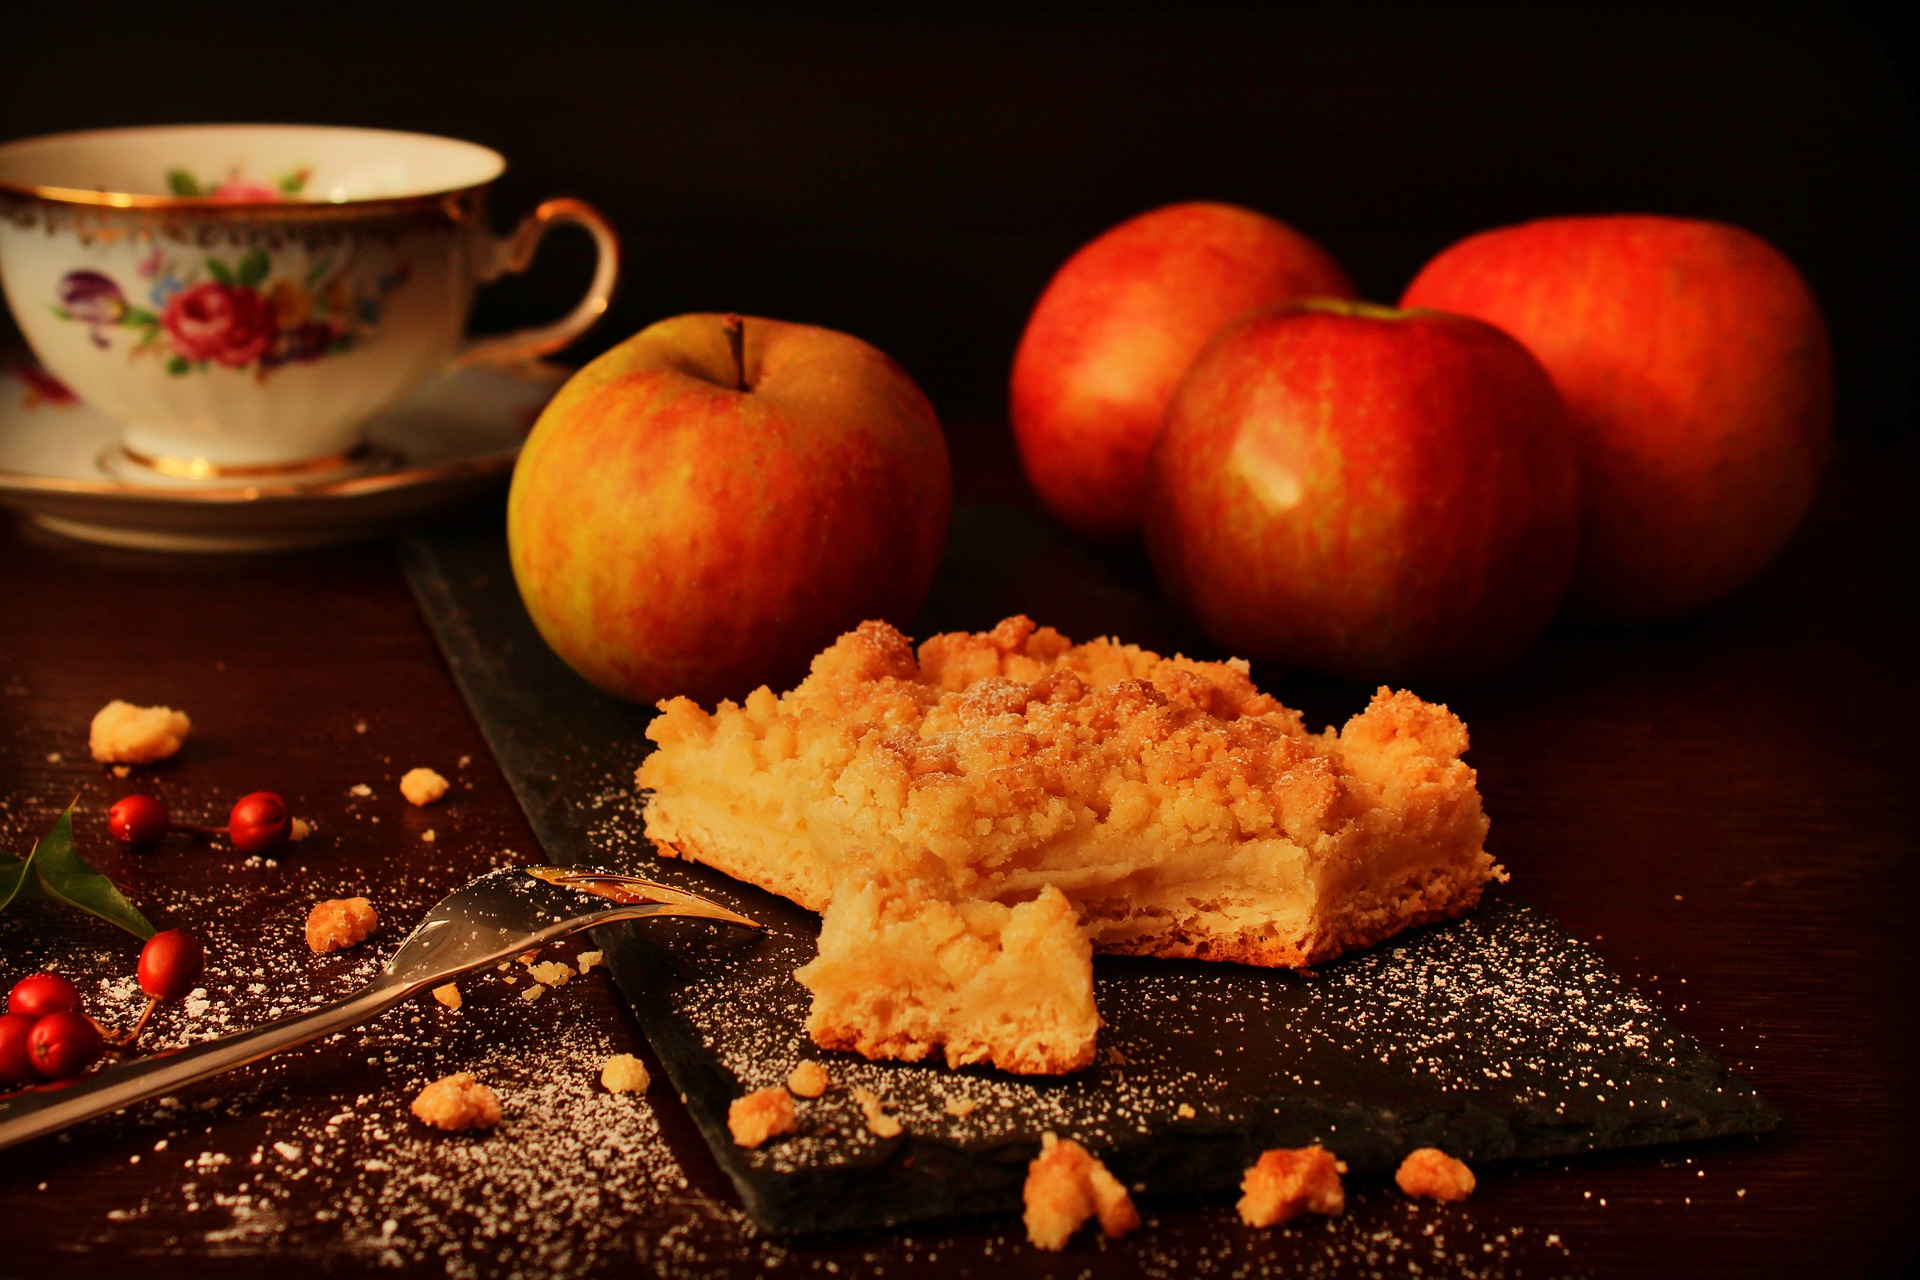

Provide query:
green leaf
left=48, top=305, right=70, bottom=320
left=278, top=168, right=308, bottom=195
left=122, top=307, right=158, bottom=328
left=166, top=355, right=191, bottom=375
left=204, top=257, right=235, bottom=285
left=17, top=803, right=155, bottom=940
left=0, top=851, right=29, bottom=914
left=167, top=169, right=203, bottom=197
left=237, top=249, right=270, bottom=288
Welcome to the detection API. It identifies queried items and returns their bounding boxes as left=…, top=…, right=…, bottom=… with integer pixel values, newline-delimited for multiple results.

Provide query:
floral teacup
left=0, top=124, right=618, bottom=477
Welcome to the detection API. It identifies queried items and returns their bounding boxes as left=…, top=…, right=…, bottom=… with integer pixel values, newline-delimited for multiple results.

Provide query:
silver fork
left=0, top=865, right=759, bottom=1151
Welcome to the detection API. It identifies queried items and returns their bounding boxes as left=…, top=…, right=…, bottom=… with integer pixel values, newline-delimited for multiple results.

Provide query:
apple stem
left=724, top=314, right=747, bottom=392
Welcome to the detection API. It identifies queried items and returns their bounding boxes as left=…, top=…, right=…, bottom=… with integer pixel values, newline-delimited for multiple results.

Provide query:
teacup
left=0, top=124, right=618, bottom=478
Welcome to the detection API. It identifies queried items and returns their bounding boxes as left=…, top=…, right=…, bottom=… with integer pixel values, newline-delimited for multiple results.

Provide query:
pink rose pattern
left=50, top=248, right=411, bottom=380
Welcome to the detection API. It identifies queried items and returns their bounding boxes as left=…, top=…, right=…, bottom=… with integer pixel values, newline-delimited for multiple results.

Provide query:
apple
left=1011, top=202, right=1356, bottom=544
left=1143, top=300, right=1581, bottom=683
left=1400, top=215, right=1832, bottom=621
left=507, top=314, right=952, bottom=704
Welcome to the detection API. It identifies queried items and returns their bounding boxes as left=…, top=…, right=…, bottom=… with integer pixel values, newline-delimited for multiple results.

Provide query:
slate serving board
left=398, top=500, right=1778, bottom=1236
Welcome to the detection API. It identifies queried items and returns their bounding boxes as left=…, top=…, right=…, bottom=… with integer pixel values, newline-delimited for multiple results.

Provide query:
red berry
left=7, top=971, right=82, bottom=1019
left=26, top=1010, right=104, bottom=1080
left=227, top=791, right=290, bottom=855
left=138, top=929, right=206, bottom=1002
left=0, top=1012, right=38, bottom=1085
left=109, top=794, right=172, bottom=846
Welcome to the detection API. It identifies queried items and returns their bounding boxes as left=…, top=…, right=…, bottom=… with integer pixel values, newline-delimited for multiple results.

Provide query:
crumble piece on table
left=400, top=767, right=450, bottom=806
left=1022, top=1132, right=1139, bottom=1251
left=305, top=897, right=377, bottom=953
left=1395, top=1147, right=1475, bottom=1201
left=89, top=700, right=190, bottom=765
left=411, top=1073, right=501, bottom=1131
left=1238, top=1145, right=1347, bottom=1226
left=601, top=1054, right=651, bottom=1094
left=786, top=1060, right=830, bottom=1098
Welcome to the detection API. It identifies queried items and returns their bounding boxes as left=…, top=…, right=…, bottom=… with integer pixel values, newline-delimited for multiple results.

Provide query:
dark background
left=3, top=7, right=1914, bottom=452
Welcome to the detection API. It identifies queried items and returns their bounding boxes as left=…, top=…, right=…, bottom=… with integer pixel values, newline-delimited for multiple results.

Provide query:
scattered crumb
left=600, top=1054, right=651, bottom=1095
left=354, top=720, right=368, bottom=734
left=727, top=1087, right=798, bottom=1149
left=349, top=784, right=372, bottom=797
left=88, top=700, right=190, bottom=764
left=432, top=984, right=462, bottom=1011
left=1176, top=1103, right=1196, bottom=1119
left=421, top=829, right=436, bottom=843
left=527, top=960, right=573, bottom=987
left=289, top=817, right=312, bottom=841
left=458, top=754, right=472, bottom=768
left=1238, top=1145, right=1348, bottom=1227
left=305, top=897, right=378, bottom=953
left=520, top=984, right=547, bottom=1003
left=1023, top=1132, right=1139, bottom=1251
left=786, top=1061, right=830, bottom=1098
left=850, top=1087, right=902, bottom=1139
left=576, top=950, right=604, bottom=975
left=45, top=751, right=61, bottom=763
left=1395, top=1147, right=1475, bottom=1201
left=519, top=950, right=542, bottom=963
left=111, top=764, right=130, bottom=778
left=944, top=1095, right=978, bottom=1119
left=409, top=1072, right=501, bottom=1132
left=400, top=767, right=451, bottom=807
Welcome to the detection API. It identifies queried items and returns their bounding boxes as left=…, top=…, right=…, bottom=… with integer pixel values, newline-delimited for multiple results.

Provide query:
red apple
left=1143, top=300, right=1580, bottom=683
left=507, top=314, right=952, bottom=704
left=1011, top=202, right=1356, bottom=544
left=1400, top=215, right=1832, bottom=621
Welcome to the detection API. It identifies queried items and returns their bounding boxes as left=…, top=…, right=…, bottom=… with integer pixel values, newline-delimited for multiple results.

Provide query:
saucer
left=0, top=359, right=567, bottom=552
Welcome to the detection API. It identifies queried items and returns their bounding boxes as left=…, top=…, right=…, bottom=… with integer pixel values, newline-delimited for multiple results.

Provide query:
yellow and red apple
left=507, top=314, right=951, bottom=704
left=1144, top=301, right=1581, bottom=683
left=1401, top=215, right=1832, bottom=622
left=1011, top=202, right=1355, bottom=544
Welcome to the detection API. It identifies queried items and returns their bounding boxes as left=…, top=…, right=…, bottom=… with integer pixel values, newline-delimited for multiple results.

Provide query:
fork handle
left=0, top=978, right=409, bottom=1152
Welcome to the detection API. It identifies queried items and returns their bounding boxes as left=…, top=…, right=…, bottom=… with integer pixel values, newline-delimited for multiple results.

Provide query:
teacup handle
left=457, top=197, right=620, bottom=367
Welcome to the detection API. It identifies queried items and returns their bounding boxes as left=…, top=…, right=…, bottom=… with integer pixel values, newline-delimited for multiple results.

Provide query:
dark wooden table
left=1, top=427, right=1915, bottom=1278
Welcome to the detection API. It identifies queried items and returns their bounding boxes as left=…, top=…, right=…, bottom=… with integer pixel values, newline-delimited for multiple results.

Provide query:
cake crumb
left=289, top=817, right=313, bottom=841
left=349, top=784, right=372, bottom=797
left=944, top=1095, right=978, bottom=1119
left=1238, top=1145, right=1348, bottom=1226
left=305, top=897, right=377, bottom=953
left=786, top=1061, right=830, bottom=1098
left=1395, top=1147, right=1475, bottom=1201
left=600, top=1054, right=650, bottom=1094
left=112, top=764, right=130, bottom=778
left=409, top=1072, right=501, bottom=1131
left=520, top=983, right=547, bottom=1003
left=431, top=983, right=462, bottom=1011
left=88, top=701, right=190, bottom=765
left=400, top=767, right=450, bottom=807
left=527, top=960, right=573, bottom=987
left=1176, top=1103, right=1196, bottom=1119
left=1023, top=1132, right=1139, bottom=1251
left=850, top=1086, right=903, bottom=1138
left=576, top=950, right=604, bottom=975
left=727, top=1087, right=798, bottom=1149
left=421, top=829, right=435, bottom=843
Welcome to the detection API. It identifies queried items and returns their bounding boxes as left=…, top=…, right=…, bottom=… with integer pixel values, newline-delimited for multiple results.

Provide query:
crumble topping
left=850, top=1086, right=902, bottom=1138
left=1396, top=1147, right=1476, bottom=1201
left=409, top=1072, right=501, bottom=1131
left=305, top=897, right=377, bottom=953
left=88, top=700, right=190, bottom=765
left=526, top=960, right=574, bottom=987
left=727, top=1087, right=798, bottom=1149
left=1022, top=1132, right=1139, bottom=1251
left=431, top=983, right=462, bottom=1011
left=786, top=1061, right=830, bottom=1098
left=1237, top=1145, right=1348, bottom=1227
left=289, top=817, right=313, bottom=841
left=600, top=1054, right=651, bottom=1095
left=400, top=767, right=450, bottom=806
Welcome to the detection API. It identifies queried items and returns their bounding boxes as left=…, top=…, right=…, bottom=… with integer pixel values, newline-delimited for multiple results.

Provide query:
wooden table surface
left=0, top=428, right=1915, bottom=1279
